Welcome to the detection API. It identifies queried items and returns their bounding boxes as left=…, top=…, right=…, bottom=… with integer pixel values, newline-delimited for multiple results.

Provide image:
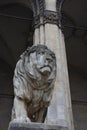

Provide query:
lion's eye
left=37, top=52, right=40, bottom=54
left=41, top=51, right=45, bottom=55
left=37, top=51, right=44, bottom=54
left=38, top=52, right=44, bottom=55
left=46, top=58, right=53, bottom=63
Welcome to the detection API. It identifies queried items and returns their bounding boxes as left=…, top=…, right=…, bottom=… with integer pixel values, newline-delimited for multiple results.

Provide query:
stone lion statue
left=12, top=44, right=56, bottom=123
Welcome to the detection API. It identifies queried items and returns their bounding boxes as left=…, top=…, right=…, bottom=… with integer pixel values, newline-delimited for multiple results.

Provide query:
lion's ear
left=20, top=52, right=25, bottom=59
left=26, top=46, right=30, bottom=51
left=20, top=46, right=31, bottom=59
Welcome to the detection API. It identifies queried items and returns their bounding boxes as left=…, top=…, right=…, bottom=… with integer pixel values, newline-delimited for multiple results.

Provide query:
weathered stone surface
left=8, top=122, right=68, bottom=130
left=12, top=44, right=56, bottom=123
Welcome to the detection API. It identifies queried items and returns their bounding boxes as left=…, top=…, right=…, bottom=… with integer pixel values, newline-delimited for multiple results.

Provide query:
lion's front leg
left=36, top=107, right=47, bottom=123
left=12, top=96, right=30, bottom=123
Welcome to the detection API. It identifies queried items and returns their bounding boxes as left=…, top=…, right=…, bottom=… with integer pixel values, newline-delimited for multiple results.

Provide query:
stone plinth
left=8, top=122, right=68, bottom=130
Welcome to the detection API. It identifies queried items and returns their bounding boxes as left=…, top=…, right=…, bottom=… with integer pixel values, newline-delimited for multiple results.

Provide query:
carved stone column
left=31, top=0, right=74, bottom=130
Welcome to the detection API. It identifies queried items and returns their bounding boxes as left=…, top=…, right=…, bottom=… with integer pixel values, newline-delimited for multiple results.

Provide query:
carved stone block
left=8, top=122, right=68, bottom=130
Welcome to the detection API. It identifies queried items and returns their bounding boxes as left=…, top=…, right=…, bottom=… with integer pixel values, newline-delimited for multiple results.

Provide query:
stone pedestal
left=8, top=122, right=68, bottom=130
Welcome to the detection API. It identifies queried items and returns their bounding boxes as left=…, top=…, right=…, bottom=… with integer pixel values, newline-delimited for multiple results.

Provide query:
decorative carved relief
left=33, top=10, right=59, bottom=28
left=43, top=10, right=58, bottom=25
left=12, top=45, right=56, bottom=123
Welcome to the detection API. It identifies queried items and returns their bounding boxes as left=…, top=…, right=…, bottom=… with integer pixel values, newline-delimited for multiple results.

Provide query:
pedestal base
left=8, top=122, right=68, bottom=130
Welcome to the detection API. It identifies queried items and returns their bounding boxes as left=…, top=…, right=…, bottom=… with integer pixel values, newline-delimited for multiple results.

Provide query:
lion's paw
left=12, top=117, right=31, bottom=123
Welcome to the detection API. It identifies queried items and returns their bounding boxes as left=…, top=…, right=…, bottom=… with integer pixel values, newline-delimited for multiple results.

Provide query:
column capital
left=30, top=0, right=64, bottom=29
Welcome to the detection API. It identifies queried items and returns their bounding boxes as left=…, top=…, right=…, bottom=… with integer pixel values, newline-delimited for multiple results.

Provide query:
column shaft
left=32, top=0, right=74, bottom=129
left=44, top=23, right=74, bottom=130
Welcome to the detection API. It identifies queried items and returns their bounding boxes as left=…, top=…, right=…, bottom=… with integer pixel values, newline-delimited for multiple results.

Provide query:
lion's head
left=21, top=44, right=56, bottom=90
